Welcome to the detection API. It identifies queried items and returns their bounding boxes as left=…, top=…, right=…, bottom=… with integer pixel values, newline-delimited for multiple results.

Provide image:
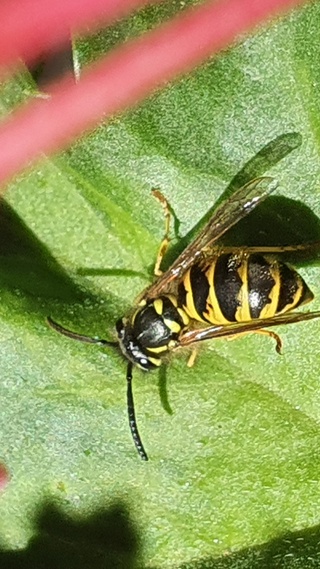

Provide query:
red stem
left=0, top=0, right=307, bottom=186
left=0, top=462, right=10, bottom=490
left=0, top=0, right=153, bottom=74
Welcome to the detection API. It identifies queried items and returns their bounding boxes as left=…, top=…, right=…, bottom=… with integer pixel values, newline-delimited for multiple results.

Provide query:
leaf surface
left=1, top=3, right=320, bottom=568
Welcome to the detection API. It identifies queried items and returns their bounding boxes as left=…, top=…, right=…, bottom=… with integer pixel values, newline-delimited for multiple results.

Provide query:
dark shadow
left=221, top=195, right=320, bottom=258
left=163, top=196, right=320, bottom=272
left=158, top=364, right=173, bottom=416
left=225, top=132, right=302, bottom=198
left=0, top=199, right=85, bottom=301
left=1, top=499, right=320, bottom=569
left=0, top=198, right=129, bottom=336
left=29, top=41, right=74, bottom=89
left=177, top=523, right=320, bottom=568
left=0, top=500, right=140, bottom=569
left=162, top=133, right=320, bottom=269
left=172, top=132, right=302, bottom=252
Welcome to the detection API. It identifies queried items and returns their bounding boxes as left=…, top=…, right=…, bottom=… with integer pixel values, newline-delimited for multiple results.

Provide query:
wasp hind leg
left=152, top=189, right=172, bottom=276
left=186, top=328, right=282, bottom=366
left=225, top=328, right=283, bottom=354
left=253, top=329, right=283, bottom=354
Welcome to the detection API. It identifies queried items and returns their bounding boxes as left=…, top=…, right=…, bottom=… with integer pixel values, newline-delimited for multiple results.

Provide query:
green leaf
left=2, top=3, right=320, bottom=568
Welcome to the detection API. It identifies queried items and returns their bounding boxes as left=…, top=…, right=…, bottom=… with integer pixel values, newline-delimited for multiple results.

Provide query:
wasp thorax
left=116, top=295, right=189, bottom=370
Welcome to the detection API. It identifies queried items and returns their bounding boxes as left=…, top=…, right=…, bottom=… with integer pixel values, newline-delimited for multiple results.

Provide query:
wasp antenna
left=126, top=362, right=148, bottom=461
left=47, top=316, right=117, bottom=347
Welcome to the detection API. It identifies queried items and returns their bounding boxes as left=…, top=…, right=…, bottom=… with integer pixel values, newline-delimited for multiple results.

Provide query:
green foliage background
left=1, top=1, right=320, bottom=567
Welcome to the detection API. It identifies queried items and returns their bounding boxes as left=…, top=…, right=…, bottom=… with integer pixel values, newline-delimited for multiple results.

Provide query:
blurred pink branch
left=0, top=0, right=153, bottom=74
left=0, top=462, right=10, bottom=491
left=0, top=0, right=307, bottom=187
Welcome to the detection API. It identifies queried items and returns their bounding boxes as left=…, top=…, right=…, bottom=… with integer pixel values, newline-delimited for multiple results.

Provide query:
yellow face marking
left=147, top=345, right=168, bottom=354
left=148, top=356, right=161, bottom=367
left=163, top=318, right=181, bottom=334
left=153, top=298, right=163, bottom=315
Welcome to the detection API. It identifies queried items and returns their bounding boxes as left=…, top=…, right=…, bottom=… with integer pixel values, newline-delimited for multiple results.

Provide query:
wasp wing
left=178, top=310, right=320, bottom=347
left=145, top=176, right=278, bottom=299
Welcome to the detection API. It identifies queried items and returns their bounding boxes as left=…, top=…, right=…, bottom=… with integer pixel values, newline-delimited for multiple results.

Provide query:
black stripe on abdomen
left=247, top=255, right=275, bottom=319
left=214, top=254, right=243, bottom=322
left=188, top=263, right=211, bottom=321
left=277, top=263, right=300, bottom=313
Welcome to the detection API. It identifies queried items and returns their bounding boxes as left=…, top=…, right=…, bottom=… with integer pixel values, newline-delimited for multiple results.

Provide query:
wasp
left=48, top=176, right=320, bottom=461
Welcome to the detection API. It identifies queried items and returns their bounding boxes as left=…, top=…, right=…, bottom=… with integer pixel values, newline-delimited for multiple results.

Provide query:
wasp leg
left=180, top=311, right=320, bottom=347
left=253, top=329, right=283, bottom=354
left=187, top=347, right=198, bottom=367
left=152, top=189, right=172, bottom=276
left=224, top=328, right=282, bottom=354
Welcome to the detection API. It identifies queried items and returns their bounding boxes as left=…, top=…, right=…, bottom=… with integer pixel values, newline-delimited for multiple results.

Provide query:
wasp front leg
left=152, top=189, right=172, bottom=276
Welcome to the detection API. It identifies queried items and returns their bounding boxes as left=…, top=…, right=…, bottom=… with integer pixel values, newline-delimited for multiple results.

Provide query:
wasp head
left=116, top=296, right=187, bottom=370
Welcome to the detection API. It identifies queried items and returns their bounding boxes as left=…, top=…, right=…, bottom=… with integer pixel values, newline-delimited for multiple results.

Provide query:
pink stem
left=0, top=0, right=153, bottom=73
left=0, top=462, right=10, bottom=490
left=0, top=0, right=306, bottom=186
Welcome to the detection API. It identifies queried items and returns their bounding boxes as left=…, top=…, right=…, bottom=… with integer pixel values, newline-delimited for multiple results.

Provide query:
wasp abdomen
left=179, top=253, right=313, bottom=326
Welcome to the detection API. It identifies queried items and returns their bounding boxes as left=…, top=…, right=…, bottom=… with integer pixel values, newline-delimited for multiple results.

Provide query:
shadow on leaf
left=1, top=499, right=320, bottom=568
left=0, top=199, right=83, bottom=301
left=0, top=199, right=127, bottom=330
left=178, top=524, right=320, bottom=569
left=164, top=132, right=320, bottom=269
left=0, top=500, right=140, bottom=569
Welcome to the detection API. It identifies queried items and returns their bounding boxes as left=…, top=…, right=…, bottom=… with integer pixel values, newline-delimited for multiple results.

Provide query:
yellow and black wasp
left=48, top=176, right=320, bottom=461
